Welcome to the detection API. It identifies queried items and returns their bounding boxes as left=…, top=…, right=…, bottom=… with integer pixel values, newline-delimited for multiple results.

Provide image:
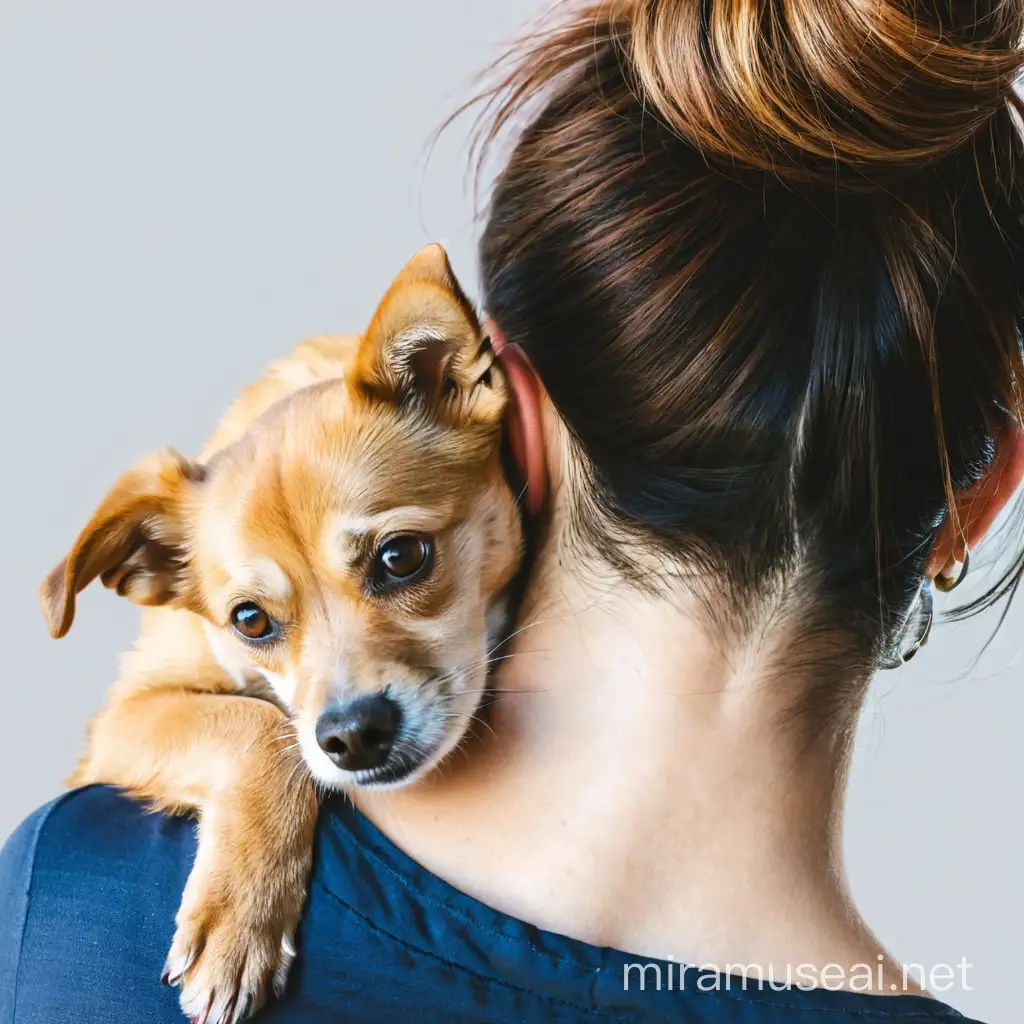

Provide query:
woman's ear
left=927, top=425, right=1024, bottom=582
left=487, top=319, right=548, bottom=517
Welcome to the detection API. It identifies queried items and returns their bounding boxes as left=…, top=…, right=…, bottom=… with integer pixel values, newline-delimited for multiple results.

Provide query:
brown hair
left=466, top=0, right=1024, bottom=695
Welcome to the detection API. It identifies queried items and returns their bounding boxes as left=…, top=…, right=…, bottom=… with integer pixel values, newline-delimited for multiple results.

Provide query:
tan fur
left=41, top=245, right=523, bottom=1024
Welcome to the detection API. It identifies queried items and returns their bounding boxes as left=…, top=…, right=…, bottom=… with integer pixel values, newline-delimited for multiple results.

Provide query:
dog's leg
left=74, top=687, right=317, bottom=1024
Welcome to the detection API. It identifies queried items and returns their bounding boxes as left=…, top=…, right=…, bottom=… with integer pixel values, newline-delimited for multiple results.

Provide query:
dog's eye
left=373, top=535, right=432, bottom=589
left=230, top=602, right=278, bottom=642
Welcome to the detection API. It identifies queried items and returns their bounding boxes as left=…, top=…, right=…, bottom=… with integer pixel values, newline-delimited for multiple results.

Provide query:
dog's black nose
left=315, top=695, right=401, bottom=772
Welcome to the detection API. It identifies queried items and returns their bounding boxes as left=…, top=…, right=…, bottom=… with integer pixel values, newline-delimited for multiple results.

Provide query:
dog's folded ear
left=354, top=244, right=506, bottom=426
left=40, top=448, right=204, bottom=639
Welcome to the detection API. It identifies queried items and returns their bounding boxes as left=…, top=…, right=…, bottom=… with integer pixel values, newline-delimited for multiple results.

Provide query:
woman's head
left=473, top=0, right=1024, bottom=706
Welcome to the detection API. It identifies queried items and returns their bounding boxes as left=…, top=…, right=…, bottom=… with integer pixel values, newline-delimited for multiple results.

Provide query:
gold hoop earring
left=880, top=580, right=934, bottom=670
left=934, top=546, right=970, bottom=593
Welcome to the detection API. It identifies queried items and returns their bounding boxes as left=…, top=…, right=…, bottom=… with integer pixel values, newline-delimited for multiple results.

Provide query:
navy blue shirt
left=0, top=786, right=987, bottom=1022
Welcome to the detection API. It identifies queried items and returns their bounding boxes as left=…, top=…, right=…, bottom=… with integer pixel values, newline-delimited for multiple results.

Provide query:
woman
left=2, top=1, right=1022, bottom=1021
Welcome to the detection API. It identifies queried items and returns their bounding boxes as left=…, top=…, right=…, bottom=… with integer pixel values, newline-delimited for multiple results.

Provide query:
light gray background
left=0, top=4, right=1020, bottom=1022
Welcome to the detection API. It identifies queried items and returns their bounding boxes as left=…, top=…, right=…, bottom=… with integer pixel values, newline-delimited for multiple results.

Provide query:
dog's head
left=42, top=245, right=524, bottom=788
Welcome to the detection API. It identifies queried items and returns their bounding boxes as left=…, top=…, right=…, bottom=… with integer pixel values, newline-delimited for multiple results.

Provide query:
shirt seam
left=313, top=878, right=616, bottom=1019
left=340, top=820, right=580, bottom=969
left=314, top=877, right=965, bottom=1022
left=330, top=820, right=966, bottom=1021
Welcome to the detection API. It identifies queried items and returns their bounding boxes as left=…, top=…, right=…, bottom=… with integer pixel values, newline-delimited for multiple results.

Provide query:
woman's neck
left=356, top=549, right=913, bottom=992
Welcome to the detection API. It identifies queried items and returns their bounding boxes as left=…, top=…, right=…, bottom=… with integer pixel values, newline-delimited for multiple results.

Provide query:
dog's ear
left=40, top=449, right=204, bottom=639
left=354, top=244, right=506, bottom=426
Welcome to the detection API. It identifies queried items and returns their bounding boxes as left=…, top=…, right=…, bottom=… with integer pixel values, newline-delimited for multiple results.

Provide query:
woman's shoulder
left=5, top=782, right=195, bottom=857
left=0, top=786, right=194, bottom=1023
left=0, top=784, right=198, bottom=901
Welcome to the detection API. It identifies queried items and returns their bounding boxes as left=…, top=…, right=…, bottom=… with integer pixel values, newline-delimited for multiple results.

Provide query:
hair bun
left=624, top=0, right=1024, bottom=183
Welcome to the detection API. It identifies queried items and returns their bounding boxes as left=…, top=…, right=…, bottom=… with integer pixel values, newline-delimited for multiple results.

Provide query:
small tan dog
left=40, top=245, right=524, bottom=1024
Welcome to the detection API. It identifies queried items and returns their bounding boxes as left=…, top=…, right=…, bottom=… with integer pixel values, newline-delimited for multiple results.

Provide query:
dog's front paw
left=162, top=884, right=301, bottom=1024
left=161, top=784, right=317, bottom=1023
